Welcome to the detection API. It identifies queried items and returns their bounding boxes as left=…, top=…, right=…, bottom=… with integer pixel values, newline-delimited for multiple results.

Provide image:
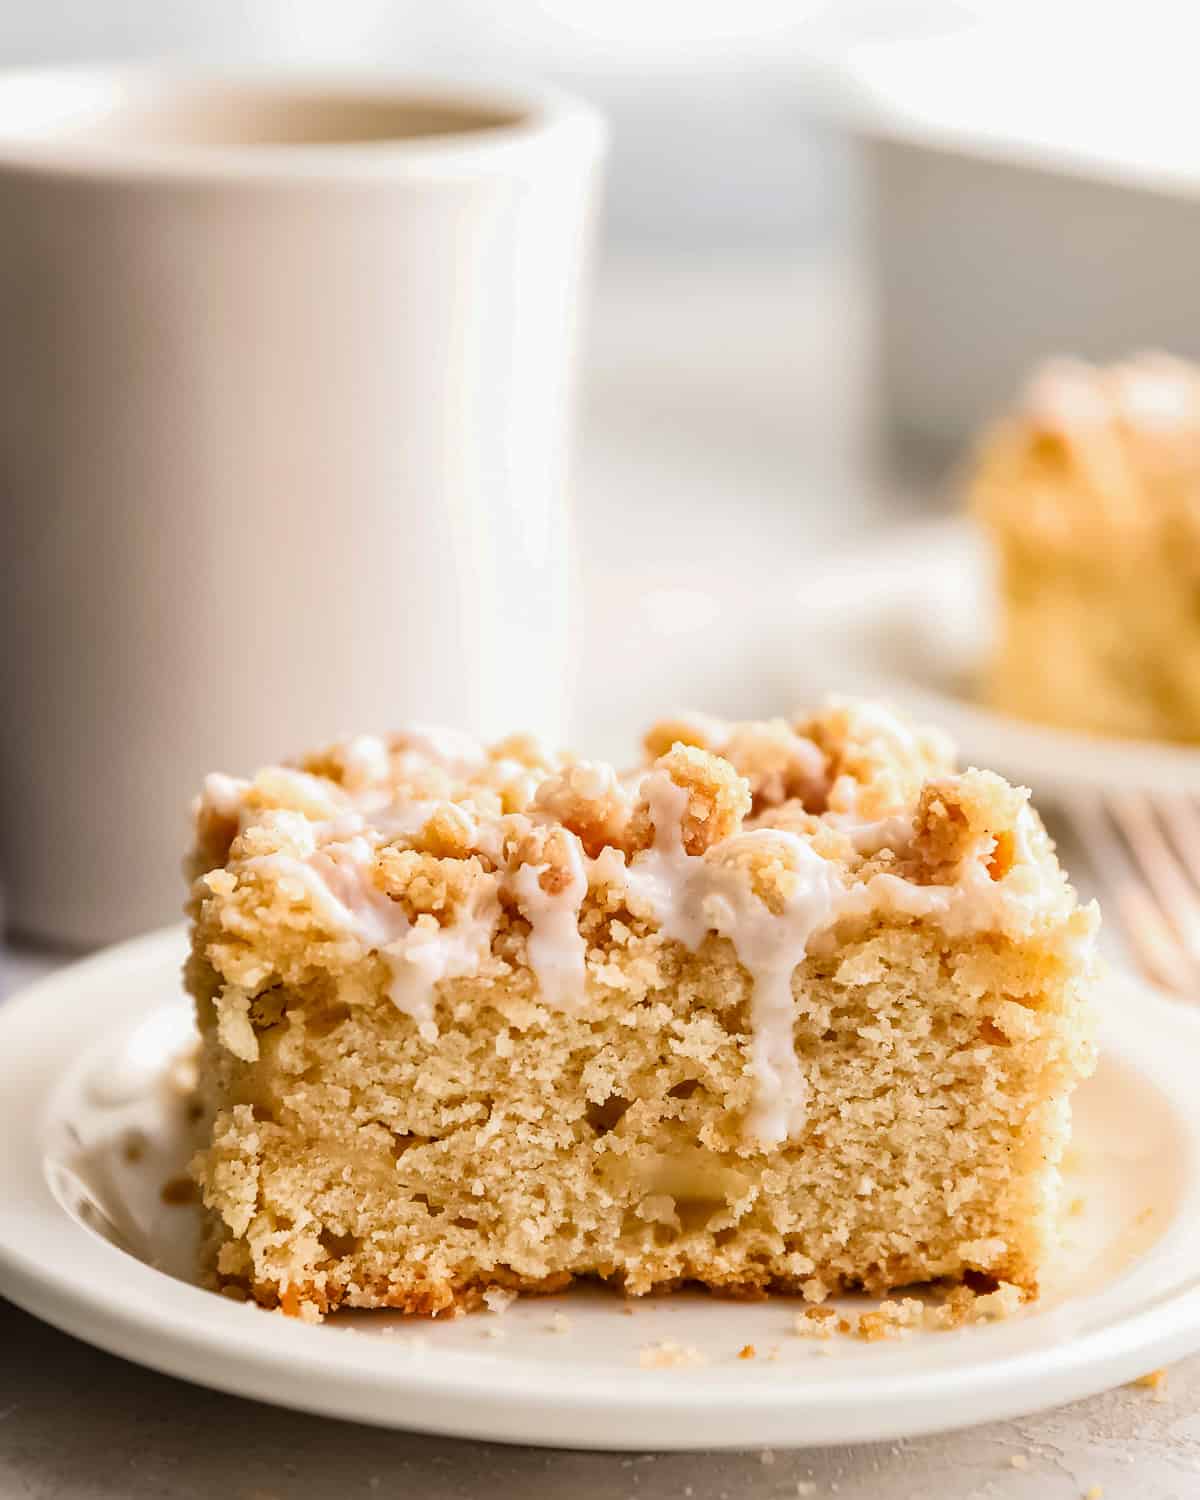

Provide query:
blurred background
left=5, top=0, right=1199, bottom=950
left=0, top=0, right=1169, bottom=756
left=0, top=3, right=1001, bottom=760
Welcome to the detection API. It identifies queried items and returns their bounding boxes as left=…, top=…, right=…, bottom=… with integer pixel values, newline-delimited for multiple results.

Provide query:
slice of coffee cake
left=187, top=703, right=1097, bottom=1319
left=972, top=352, right=1200, bottom=742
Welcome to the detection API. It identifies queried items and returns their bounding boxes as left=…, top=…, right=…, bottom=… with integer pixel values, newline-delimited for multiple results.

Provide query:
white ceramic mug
left=0, top=67, right=607, bottom=947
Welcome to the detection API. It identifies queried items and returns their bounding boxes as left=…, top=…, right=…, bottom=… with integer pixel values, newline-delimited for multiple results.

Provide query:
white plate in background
left=1, top=926, right=1199, bottom=1450
left=793, top=518, right=1200, bottom=802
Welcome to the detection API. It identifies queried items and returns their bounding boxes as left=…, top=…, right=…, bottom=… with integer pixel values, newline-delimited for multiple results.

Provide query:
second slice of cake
left=972, top=352, right=1200, bottom=742
left=188, top=702, right=1098, bottom=1320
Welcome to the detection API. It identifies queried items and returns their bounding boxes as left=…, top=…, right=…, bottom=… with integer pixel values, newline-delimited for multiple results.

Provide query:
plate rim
left=794, top=516, right=1200, bottom=802
left=5, top=925, right=1200, bottom=1449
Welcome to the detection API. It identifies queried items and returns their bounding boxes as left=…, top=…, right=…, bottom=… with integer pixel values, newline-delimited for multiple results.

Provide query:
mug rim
left=0, top=64, right=609, bottom=182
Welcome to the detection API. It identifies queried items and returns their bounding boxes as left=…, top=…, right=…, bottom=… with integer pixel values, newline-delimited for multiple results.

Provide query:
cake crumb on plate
left=794, top=1308, right=838, bottom=1339
left=637, top=1340, right=708, bottom=1369
left=857, top=1297, right=924, bottom=1341
left=1130, top=1367, right=1167, bottom=1397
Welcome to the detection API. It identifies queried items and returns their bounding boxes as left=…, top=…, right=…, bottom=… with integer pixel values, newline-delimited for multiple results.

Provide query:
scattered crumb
left=160, top=1174, right=198, bottom=1206
left=760, top=1449, right=775, bottom=1466
left=482, top=1287, right=517, bottom=1315
left=1131, top=1367, right=1168, bottom=1396
left=925, top=1281, right=1023, bottom=1332
left=766, top=1345, right=781, bottom=1363
left=793, top=1282, right=1024, bottom=1346
left=547, top=1311, right=572, bottom=1334
left=621, top=1304, right=635, bottom=1316
left=637, top=1340, right=708, bottom=1369
left=482, top=1325, right=506, bottom=1342
left=1010, top=1454, right=1030, bottom=1470
left=857, top=1297, right=924, bottom=1342
left=1083, top=1487, right=1103, bottom=1499
left=738, top=1344, right=757, bottom=1360
left=1068, top=1196, right=1086, bottom=1217
left=794, top=1307, right=837, bottom=1339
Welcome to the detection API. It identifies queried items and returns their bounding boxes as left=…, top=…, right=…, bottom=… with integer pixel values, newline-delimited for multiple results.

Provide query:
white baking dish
left=812, top=16, right=1200, bottom=457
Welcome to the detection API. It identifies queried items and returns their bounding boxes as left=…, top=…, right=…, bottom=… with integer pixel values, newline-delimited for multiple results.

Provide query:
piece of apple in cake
left=972, top=351, right=1200, bottom=742
left=187, top=703, right=1097, bottom=1320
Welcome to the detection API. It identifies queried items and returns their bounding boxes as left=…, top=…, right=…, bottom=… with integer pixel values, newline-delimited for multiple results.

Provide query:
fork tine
left=1064, top=793, right=1196, bottom=996
left=1159, top=795, right=1200, bottom=890
left=1107, top=792, right=1200, bottom=966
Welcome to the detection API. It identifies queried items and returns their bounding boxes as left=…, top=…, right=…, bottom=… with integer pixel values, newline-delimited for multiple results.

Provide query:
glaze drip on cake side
left=622, top=772, right=844, bottom=1145
left=190, top=703, right=1094, bottom=1149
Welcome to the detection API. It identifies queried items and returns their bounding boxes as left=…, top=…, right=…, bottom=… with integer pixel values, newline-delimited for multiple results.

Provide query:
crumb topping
left=189, top=699, right=1095, bottom=1148
left=972, top=352, right=1200, bottom=554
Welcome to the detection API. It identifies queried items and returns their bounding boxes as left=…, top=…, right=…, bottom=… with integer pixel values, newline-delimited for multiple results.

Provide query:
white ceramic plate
left=792, top=518, right=1200, bottom=803
left=3, top=926, right=1200, bottom=1451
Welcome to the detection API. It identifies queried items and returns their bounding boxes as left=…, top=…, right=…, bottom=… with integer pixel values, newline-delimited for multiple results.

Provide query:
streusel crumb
left=627, top=743, right=751, bottom=855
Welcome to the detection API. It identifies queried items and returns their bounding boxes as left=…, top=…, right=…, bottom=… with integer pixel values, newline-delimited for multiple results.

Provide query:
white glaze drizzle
left=509, top=831, right=589, bottom=1009
left=1024, top=359, right=1111, bottom=432
left=624, top=774, right=844, bottom=1146
left=1026, top=355, right=1200, bottom=437
left=381, top=878, right=501, bottom=1042
left=396, top=724, right=486, bottom=770
left=248, top=838, right=408, bottom=951
left=339, top=733, right=391, bottom=789
left=362, top=798, right=442, bottom=842
left=838, top=812, right=918, bottom=857
left=199, top=771, right=249, bottom=820
left=1112, top=363, right=1198, bottom=431
left=247, top=812, right=583, bottom=1036
left=841, top=804, right=1049, bottom=940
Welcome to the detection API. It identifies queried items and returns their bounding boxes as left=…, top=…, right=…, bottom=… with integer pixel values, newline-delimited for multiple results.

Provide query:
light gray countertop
left=1, top=250, right=1193, bottom=1497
